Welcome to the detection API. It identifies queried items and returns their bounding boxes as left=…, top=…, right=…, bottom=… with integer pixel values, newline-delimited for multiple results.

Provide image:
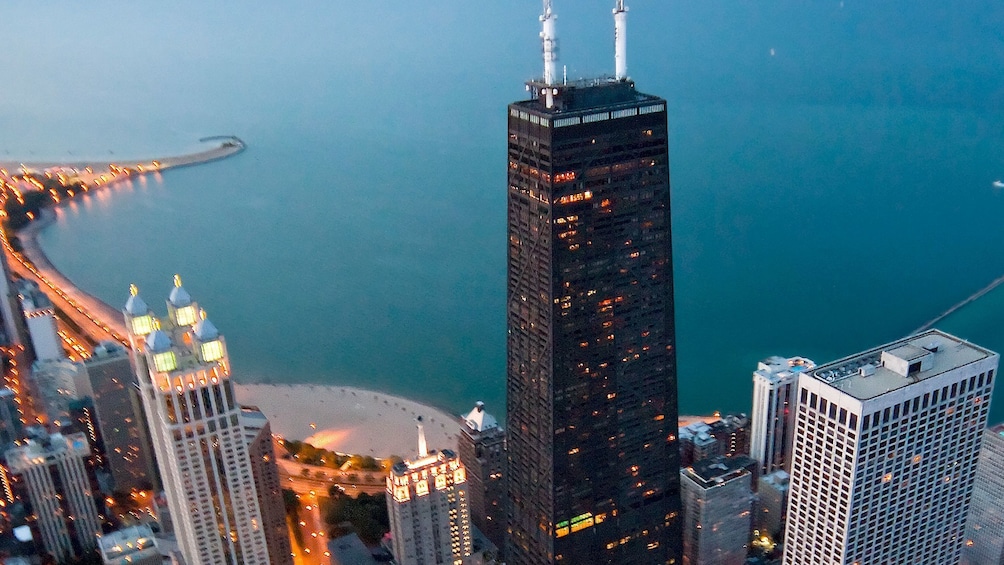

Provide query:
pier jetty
left=0, top=135, right=245, bottom=174
left=910, top=274, right=1004, bottom=335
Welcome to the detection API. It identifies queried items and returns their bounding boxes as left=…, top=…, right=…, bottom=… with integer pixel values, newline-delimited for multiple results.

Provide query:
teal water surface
left=3, top=1, right=1004, bottom=424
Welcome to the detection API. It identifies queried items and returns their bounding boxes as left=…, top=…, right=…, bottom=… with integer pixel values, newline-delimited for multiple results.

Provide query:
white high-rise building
left=783, top=330, right=997, bottom=565
left=5, top=431, right=102, bottom=562
left=749, top=356, right=814, bottom=475
left=387, top=419, right=473, bottom=565
left=123, top=277, right=270, bottom=565
left=18, top=282, right=63, bottom=362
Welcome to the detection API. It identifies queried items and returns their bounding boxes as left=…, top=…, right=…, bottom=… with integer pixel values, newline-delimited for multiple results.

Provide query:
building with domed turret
left=122, top=276, right=285, bottom=565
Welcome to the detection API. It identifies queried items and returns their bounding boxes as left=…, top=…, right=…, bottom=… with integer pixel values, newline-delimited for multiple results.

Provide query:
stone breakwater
left=0, top=135, right=245, bottom=172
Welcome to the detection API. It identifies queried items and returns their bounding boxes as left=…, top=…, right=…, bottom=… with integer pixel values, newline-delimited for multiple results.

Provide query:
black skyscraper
left=505, top=76, right=682, bottom=564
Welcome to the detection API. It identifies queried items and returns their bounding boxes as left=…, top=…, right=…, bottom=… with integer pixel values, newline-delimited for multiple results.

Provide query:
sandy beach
left=233, top=382, right=718, bottom=459
left=234, top=383, right=463, bottom=459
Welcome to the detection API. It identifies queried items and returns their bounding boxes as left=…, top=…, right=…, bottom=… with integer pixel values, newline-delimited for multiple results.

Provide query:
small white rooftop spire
left=416, top=416, right=428, bottom=458
left=614, top=0, right=628, bottom=81
left=541, top=0, right=558, bottom=85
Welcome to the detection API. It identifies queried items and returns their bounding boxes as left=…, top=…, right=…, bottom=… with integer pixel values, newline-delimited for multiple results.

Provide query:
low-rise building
left=679, top=415, right=751, bottom=467
left=755, top=469, right=789, bottom=537
left=681, top=455, right=755, bottom=565
left=328, top=532, right=378, bottom=565
left=98, top=524, right=160, bottom=565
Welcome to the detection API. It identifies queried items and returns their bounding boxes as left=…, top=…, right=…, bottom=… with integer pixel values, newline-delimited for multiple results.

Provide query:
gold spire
left=153, top=318, right=162, bottom=330
left=129, top=284, right=139, bottom=296
left=199, top=309, right=207, bottom=320
left=173, top=274, right=183, bottom=288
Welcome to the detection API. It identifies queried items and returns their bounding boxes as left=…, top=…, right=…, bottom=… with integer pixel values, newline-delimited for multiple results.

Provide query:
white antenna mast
left=614, top=0, right=628, bottom=80
left=416, top=416, right=428, bottom=458
left=541, top=0, right=558, bottom=85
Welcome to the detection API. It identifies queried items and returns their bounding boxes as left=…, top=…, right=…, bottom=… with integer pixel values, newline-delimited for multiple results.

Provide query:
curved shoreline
left=1, top=136, right=473, bottom=455
left=234, top=383, right=462, bottom=458
left=1, top=137, right=248, bottom=346
left=14, top=210, right=129, bottom=340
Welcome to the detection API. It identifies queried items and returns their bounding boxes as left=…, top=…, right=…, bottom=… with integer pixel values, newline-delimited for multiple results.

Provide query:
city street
left=290, top=489, right=331, bottom=565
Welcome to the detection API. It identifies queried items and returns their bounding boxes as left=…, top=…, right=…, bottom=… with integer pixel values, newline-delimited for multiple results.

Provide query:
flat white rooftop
left=810, top=329, right=995, bottom=400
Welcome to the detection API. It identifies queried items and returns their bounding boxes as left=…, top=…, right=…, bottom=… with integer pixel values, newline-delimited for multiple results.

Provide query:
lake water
left=3, top=1, right=1004, bottom=423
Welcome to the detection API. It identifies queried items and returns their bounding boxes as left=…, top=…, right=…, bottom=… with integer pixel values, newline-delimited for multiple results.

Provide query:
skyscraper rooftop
left=809, top=329, right=993, bottom=400
left=682, top=455, right=756, bottom=489
left=516, top=78, right=662, bottom=114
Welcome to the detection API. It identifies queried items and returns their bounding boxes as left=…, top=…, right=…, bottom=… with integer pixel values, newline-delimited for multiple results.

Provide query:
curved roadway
left=0, top=137, right=247, bottom=350
left=3, top=216, right=127, bottom=348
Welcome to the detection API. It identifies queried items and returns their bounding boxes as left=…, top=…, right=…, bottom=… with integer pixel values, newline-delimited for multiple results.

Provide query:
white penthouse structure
left=387, top=420, right=473, bottom=565
left=749, top=356, right=814, bottom=475
left=123, top=277, right=270, bottom=565
left=783, top=330, right=997, bottom=565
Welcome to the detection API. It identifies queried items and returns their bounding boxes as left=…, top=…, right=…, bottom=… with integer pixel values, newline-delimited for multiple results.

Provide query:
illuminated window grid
left=387, top=451, right=473, bottom=565
left=783, top=333, right=996, bottom=565
left=124, top=291, right=271, bottom=565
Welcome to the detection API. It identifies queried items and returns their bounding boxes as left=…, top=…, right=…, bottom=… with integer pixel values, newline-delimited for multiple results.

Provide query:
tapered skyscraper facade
left=505, top=7, right=680, bottom=562
left=123, top=278, right=271, bottom=565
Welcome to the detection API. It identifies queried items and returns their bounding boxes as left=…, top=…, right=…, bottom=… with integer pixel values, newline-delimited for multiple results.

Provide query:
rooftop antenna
left=613, top=0, right=628, bottom=80
left=541, top=0, right=558, bottom=86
